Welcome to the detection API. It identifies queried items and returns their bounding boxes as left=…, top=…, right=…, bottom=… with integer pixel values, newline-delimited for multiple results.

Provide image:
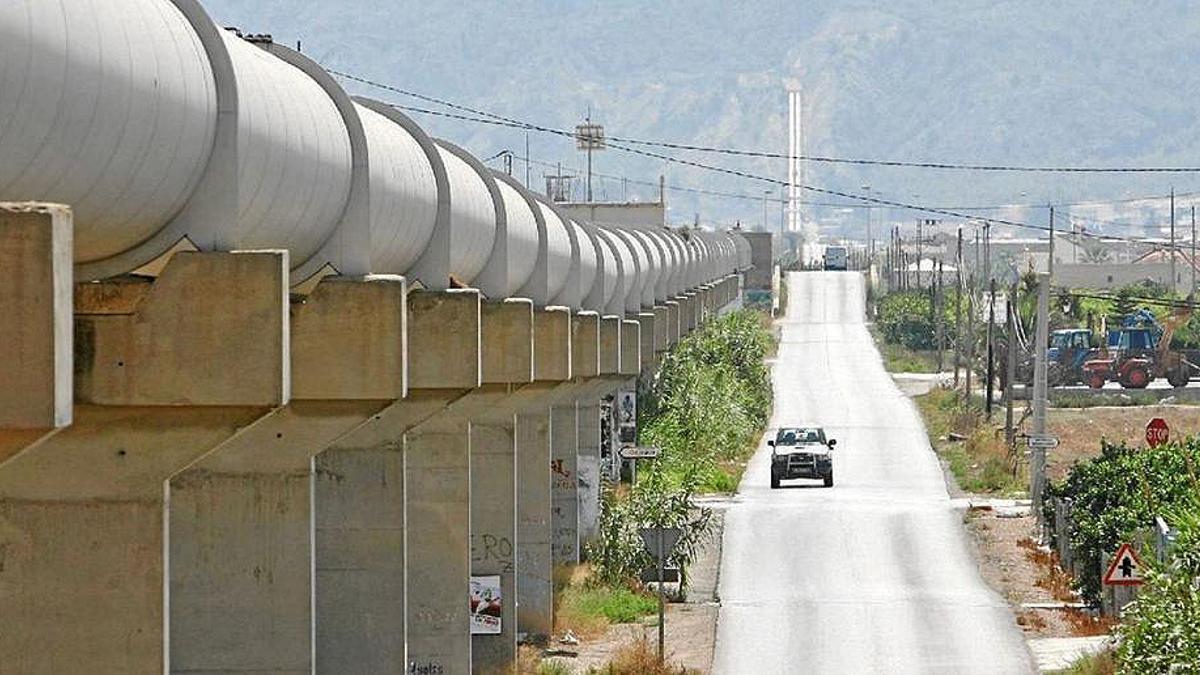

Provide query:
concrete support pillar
left=0, top=251, right=287, bottom=674
left=169, top=275, right=403, bottom=674
left=515, top=307, right=573, bottom=642
left=551, top=402, right=579, bottom=565
left=576, top=397, right=603, bottom=544
left=0, top=203, right=71, bottom=436
left=169, top=402, right=384, bottom=675
left=516, top=409, right=553, bottom=640
left=469, top=419, right=517, bottom=671
left=405, top=419, right=472, bottom=675
left=313, top=289, right=478, bottom=675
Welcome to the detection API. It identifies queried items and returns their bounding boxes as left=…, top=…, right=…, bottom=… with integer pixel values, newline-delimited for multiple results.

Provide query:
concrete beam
left=619, top=319, right=641, bottom=376
left=482, top=299, right=534, bottom=385
left=666, top=300, right=681, bottom=346
left=534, top=306, right=572, bottom=381
left=598, top=315, right=621, bottom=376
left=75, top=250, right=290, bottom=406
left=636, top=312, right=656, bottom=372
left=0, top=203, right=71, bottom=432
left=291, top=274, right=406, bottom=400
left=409, top=289, right=481, bottom=389
left=652, top=305, right=669, bottom=353
left=571, top=311, right=600, bottom=379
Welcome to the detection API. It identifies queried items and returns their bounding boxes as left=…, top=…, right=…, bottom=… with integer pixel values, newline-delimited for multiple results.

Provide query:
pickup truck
left=768, top=426, right=836, bottom=488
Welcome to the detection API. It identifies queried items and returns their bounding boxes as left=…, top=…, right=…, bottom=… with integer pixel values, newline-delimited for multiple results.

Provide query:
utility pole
left=1170, top=187, right=1177, bottom=294
left=917, top=219, right=924, bottom=289
left=984, top=221, right=992, bottom=291
left=966, top=274, right=975, bottom=403
left=1048, top=207, right=1055, bottom=280
left=986, top=278, right=996, bottom=418
left=1192, top=205, right=1197, bottom=298
left=955, top=228, right=964, bottom=388
left=1032, top=274, right=1050, bottom=517
left=1005, top=281, right=1018, bottom=448
left=936, top=260, right=945, bottom=371
left=974, top=229, right=981, bottom=291
left=524, top=131, right=530, bottom=188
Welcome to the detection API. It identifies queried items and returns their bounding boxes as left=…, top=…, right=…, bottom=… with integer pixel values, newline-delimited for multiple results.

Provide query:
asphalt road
left=712, top=272, right=1034, bottom=675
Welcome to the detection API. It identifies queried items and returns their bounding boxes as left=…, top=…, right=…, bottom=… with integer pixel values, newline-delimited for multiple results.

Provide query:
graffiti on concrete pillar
left=470, top=533, right=514, bottom=573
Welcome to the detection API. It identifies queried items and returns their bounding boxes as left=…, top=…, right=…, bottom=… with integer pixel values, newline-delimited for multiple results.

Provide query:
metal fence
left=1046, top=496, right=1177, bottom=616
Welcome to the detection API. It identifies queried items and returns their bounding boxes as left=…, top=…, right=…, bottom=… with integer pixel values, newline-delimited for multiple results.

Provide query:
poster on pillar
left=617, top=390, right=637, bottom=444
left=470, top=575, right=502, bottom=635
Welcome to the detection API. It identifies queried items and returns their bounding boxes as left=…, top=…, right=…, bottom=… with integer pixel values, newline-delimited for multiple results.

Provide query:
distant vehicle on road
left=769, top=426, right=836, bottom=488
left=823, top=246, right=848, bottom=271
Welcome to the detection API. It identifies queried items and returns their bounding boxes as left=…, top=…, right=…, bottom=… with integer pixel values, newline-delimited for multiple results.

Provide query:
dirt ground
left=1045, top=404, right=1200, bottom=481
left=544, top=602, right=717, bottom=674
left=543, top=509, right=726, bottom=674
left=964, top=508, right=1117, bottom=641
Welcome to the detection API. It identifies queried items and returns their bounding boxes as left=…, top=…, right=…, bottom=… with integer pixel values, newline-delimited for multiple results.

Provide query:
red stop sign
left=1146, top=418, right=1170, bottom=447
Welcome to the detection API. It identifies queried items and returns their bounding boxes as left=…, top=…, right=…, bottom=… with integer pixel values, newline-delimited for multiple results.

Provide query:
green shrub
left=876, top=289, right=962, bottom=351
left=1116, top=498, right=1200, bottom=673
left=1047, top=440, right=1200, bottom=603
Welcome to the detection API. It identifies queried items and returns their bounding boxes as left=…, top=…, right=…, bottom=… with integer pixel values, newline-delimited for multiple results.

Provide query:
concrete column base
left=0, top=407, right=264, bottom=674
left=405, top=425, right=471, bottom=674
left=470, top=420, right=517, bottom=673
left=516, top=410, right=553, bottom=640
left=551, top=402, right=579, bottom=565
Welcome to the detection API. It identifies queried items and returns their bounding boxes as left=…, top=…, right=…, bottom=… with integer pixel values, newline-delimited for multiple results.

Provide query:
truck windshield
left=777, top=428, right=825, bottom=444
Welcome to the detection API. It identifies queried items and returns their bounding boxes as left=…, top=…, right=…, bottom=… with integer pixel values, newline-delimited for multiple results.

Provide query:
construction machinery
left=1082, top=308, right=1198, bottom=389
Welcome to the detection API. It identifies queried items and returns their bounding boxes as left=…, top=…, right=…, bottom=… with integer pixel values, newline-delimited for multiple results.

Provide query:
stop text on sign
left=1146, top=417, right=1170, bottom=447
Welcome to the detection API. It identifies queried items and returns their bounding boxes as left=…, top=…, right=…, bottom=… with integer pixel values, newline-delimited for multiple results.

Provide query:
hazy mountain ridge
left=202, top=0, right=1200, bottom=229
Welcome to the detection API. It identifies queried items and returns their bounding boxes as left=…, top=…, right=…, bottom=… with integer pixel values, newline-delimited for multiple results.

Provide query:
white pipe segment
left=0, top=0, right=218, bottom=263
left=535, top=201, right=573, bottom=300
left=663, top=231, right=690, bottom=296
left=730, top=232, right=752, bottom=269
left=220, top=31, right=353, bottom=260
left=571, top=221, right=599, bottom=308
left=355, top=103, right=438, bottom=273
left=493, top=180, right=540, bottom=295
left=642, top=230, right=677, bottom=302
left=628, top=230, right=664, bottom=306
left=594, top=228, right=631, bottom=315
left=435, top=143, right=497, bottom=284
left=1, top=0, right=719, bottom=309
left=596, top=233, right=620, bottom=309
left=610, top=229, right=648, bottom=312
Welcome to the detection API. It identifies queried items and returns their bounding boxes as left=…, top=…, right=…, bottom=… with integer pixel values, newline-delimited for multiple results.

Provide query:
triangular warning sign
left=1102, top=543, right=1145, bottom=586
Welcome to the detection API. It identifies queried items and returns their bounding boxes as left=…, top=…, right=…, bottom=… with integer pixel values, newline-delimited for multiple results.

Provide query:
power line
left=332, top=80, right=1200, bottom=252
left=329, top=68, right=1200, bottom=174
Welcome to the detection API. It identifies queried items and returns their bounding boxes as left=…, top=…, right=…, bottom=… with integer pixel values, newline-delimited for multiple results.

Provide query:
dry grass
left=1015, top=610, right=1049, bottom=632
left=587, top=640, right=699, bottom=675
left=1063, top=611, right=1119, bottom=638
left=1017, top=538, right=1077, bottom=603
